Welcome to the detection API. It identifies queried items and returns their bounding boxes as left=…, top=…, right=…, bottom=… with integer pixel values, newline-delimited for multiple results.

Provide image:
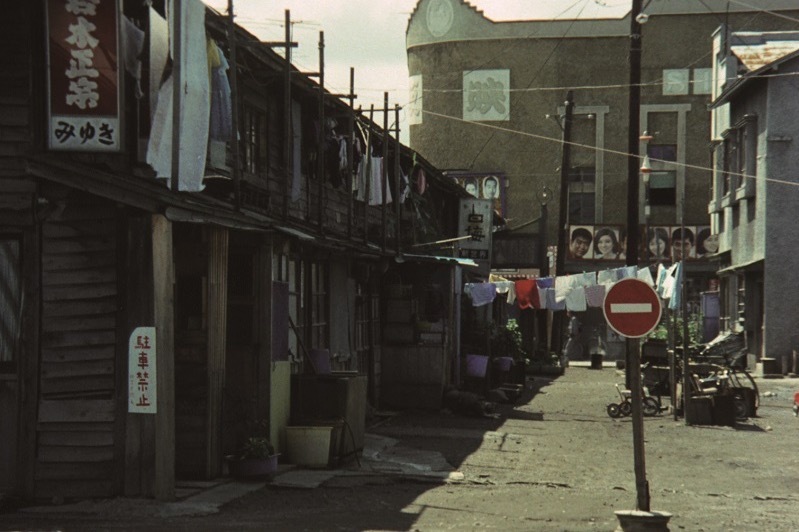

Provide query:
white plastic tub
left=285, top=426, right=333, bottom=467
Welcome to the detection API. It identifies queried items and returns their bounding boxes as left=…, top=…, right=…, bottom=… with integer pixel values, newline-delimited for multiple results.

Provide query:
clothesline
left=464, top=262, right=684, bottom=312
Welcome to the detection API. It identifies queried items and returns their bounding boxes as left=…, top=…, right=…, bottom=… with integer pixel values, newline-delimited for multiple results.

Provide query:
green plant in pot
left=489, top=319, right=528, bottom=362
left=239, top=436, right=275, bottom=460
left=226, top=422, right=279, bottom=478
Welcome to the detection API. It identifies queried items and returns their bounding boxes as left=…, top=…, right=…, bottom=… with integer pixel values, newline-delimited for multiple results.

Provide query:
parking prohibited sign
left=602, top=278, right=662, bottom=338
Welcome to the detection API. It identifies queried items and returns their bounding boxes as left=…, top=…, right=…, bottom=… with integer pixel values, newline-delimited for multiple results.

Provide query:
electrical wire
left=466, top=0, right=591, bottom=169
left=416, top=71, right=799, bottom=95
left=421, top=108, right=798, bottom=188
left=725, top=0, right=799, bottom=24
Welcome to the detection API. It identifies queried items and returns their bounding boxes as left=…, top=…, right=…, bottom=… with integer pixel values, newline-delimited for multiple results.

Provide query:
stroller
left=607, top=383, right=661, bottom=418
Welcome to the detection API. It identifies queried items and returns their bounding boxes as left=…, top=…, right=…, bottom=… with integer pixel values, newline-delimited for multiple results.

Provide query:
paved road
left=4, top=365, right=799, bottom=531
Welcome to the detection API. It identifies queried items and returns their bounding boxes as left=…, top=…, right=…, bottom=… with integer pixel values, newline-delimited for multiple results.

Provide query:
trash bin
left=685, top=396, right=713, bottom=425
left=590, top=353, right=604, bottom=369
left=712, top=394, right=736, bottom=427
left=736, top=387, right=757, bottom=418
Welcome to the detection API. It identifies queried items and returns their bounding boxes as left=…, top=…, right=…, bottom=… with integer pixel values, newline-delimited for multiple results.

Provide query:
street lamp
left=538, top=186, right=552, bottom=277
left=640, top=131, right=653, bottom=261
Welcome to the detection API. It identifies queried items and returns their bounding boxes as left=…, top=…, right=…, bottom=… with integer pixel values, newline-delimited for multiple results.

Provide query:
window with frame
left=278, top=254, right=303, bottom=361
left=0, top=238, right=21, bottom=369
left=568, top=167, right=595, bottom=225
left=243, top=104, right=268, bottom=175
left=722, top=115, right=757, bottom=197
left=646, top=144, right=677, bottom=207
left=649, top=171, right=676, bottom=206
left=308, top=261, right=329, bottom=349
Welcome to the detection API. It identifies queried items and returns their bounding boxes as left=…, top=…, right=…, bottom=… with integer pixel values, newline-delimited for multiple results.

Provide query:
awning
left=396, top=253, right=478, bottom=268
left=274, top=225, right=315, bottom=241
left=716, top=257, right=764, bottom=275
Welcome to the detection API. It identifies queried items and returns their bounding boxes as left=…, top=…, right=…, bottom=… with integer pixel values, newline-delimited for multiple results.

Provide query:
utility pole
left=227, top=0, right=241, bottom=209
left=553, top=90, right=574, bottom=355
left=626, top=0, right=650, bottom=515
left=554, top=90, right=574, bottom=279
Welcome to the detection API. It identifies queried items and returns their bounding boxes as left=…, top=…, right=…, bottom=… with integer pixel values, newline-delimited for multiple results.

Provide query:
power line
left=725, top=0, right=799, bottom=24
left=414, top=71, right=799, bottom=95
left=466, top=0, right=591, bottom=170
left=421, top=108, right=798, bottom=188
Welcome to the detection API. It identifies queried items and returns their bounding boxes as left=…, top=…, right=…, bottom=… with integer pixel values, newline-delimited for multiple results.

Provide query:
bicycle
left=606, top=383, right=661, bottom=418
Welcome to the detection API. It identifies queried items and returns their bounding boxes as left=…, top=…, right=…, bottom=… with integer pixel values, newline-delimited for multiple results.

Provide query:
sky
left=202, top=0, right=632, bottom=144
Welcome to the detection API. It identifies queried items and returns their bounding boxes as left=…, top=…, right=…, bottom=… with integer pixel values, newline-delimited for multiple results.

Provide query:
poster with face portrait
left=694, top=226, right=717, bottom=258
left=568, top=224, right=714, bottom=263
left=568, top=225, right=594, bottom=260
left=592, top=226, right=624, bottom=261
left=450, top=172, right=507, bottom=217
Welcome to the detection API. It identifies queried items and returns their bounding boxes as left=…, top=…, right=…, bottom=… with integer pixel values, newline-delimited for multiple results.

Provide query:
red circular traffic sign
left=603, top=278, right=662, bottom=338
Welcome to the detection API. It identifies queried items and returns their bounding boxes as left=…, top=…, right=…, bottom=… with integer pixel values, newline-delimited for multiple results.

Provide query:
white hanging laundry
left=492, top=281, right=517, bottom=305
left=146, top=0, right=209, bottom=192
left=368, top=156, right=393, bottom=206
left=597, top=269, right=616, bottom=285
left=565, top=286, right=587, bottom=312
left=584, top=284, right=606, bottom=307
left=637, top=266, right=655, bottom=287
left=661, top=263, right=680, bottom=300
left=554, top=275, right=572, bottom=302
left=656, top=264, right=668, bottom=294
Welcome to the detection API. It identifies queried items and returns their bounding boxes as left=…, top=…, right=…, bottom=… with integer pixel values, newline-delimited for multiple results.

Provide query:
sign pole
left=604, top=278, right=670, bottom=528
left=629, top=336, right=650, bottom=511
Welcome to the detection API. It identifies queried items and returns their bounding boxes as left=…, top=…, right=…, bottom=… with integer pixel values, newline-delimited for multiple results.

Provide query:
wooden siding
left=0, top=2, right=32, bottom=175
left=36, top=197, right=119, bottom=499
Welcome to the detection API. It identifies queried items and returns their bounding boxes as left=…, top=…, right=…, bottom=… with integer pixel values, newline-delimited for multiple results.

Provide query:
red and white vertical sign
left=46, top=0, right=121, bottom=151
left=129, top=327, right=157, bottom=414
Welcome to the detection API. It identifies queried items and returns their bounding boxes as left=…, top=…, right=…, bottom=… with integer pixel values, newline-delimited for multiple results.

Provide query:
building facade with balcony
left=710, top=29, right=799, bottom=366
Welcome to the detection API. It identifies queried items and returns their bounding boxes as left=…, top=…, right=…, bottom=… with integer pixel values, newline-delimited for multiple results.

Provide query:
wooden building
left=0, top=0, right=472, bottom=503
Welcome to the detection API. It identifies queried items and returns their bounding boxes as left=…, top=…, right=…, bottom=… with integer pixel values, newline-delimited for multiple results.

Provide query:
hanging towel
left=122, top=16, right=145, bottom=99
left=661, top=263, right=680, bottom=300
left=208, top=40, right=232, bottom=141
left=545, top=288, right=565, bottom=311
left=536, top=277, right=554, bottom=289
left=493, top=281, right=517, bottom=305
left=554, top=275, right=572, bottom=302
left=667, top=262, right=683, bottom=310
left=655, top=264, right=668, bottom=296
left=637, top=266, right=655, bottom=287
left=584, top=284, right=606, bottom=308
left=146, top=0, right=209, bottom=192
left=368, top=156, right=393, bottom=206
left=515, top=279, right=538, bottom=309
left=580, top=271, right=597, bottom=287
left=468, top=283, right=497, bottom=307
left=598, top=269, right=616, bottom=285
left=565, top=286, right=587, bottom=312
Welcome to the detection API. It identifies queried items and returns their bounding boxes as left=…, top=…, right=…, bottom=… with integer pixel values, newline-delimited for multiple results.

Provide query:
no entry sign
left=603, top=278, right=662, bottom=338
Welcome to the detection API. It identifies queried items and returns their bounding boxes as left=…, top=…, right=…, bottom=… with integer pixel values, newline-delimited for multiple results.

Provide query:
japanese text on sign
left=128, top=327, right=157, bottom=414
left=47, top=0, right=121, bottom=151
left=458, top=198, right=493, bottom=274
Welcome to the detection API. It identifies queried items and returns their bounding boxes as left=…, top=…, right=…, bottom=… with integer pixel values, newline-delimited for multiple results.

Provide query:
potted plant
left=226, top=421, right=279, bottom=478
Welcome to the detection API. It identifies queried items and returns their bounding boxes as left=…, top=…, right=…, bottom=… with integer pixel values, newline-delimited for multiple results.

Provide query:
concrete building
left=710, top=29, right=799, bottom=367
left=405, top=0, right=799, bottom=357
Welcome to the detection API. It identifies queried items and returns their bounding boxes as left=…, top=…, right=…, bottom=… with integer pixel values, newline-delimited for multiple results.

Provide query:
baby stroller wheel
left=733, top=394, right=748, bottom=420
left=607, top=403, right=621, bottom=418
left=620, top=400, right=632, bottom=417
left=643, top=397, right=660, bottom=417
